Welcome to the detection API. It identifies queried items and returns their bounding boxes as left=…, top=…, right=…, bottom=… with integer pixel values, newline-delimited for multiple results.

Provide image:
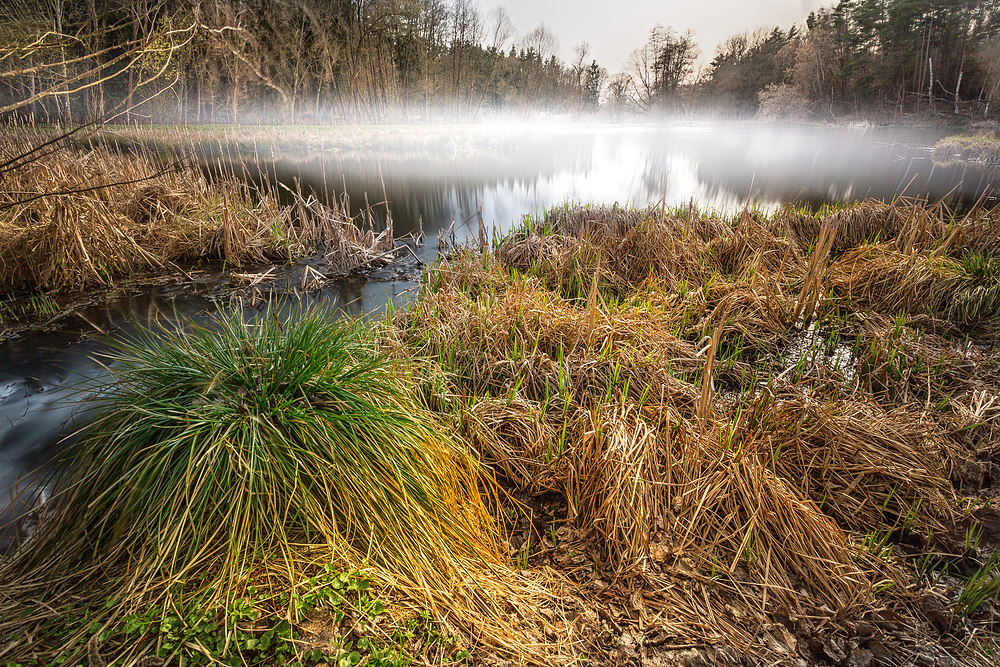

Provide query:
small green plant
left=0, top=293, right=60, bottom=323
left=957, top=552, right=1000, bottom=618
left=960, top=252, right=1000, bottom=282
left=965, top=523, right=984, bottom=553
left=873, top=579, right=895, bottom=595
left=860, top=526, right=894, bottom=561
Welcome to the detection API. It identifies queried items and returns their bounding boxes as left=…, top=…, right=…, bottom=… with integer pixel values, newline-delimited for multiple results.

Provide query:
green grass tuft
left=0, top=304, right=501, bottom=662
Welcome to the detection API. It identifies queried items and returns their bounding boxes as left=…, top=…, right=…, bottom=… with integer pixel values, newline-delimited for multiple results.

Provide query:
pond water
left=2, top=121, right=997, bottom=548
left=208, top=123, right=999, bottom=264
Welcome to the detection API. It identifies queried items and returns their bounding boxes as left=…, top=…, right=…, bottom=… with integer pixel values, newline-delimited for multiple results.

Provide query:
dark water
left=2, top=122, right=997, bottom=547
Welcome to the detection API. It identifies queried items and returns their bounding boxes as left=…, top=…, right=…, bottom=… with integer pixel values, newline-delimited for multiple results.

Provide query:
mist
left=175, top=121, right=997, bottom=261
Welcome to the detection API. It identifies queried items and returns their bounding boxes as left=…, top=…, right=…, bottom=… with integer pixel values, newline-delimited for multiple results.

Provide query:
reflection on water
left=209, top=124, right=998, bottom=265
left=3, top=122, right=999, bottom=540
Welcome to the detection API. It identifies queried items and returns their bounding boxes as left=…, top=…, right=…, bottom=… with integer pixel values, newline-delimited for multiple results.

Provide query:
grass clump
left=0, top=305, right=524, bottom=664
left=932, top=133, right=1000, bottom=166
left=957, top=553, right=1000, bottom=619
left=389, top=197, right=1000, bottom=662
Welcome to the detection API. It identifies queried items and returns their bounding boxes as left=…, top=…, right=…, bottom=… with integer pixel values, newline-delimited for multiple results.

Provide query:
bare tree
left=626, top=25, right=698, bottom=113
left=606, top=72, right=633, bottom=119
left=571, top=41, right=591, bottom=105
left=519, top=23, right=558, bottom=62
left=474, top=5, right=515, bottom=117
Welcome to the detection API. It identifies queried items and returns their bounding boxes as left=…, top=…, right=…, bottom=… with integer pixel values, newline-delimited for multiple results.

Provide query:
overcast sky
left=488, top=0, right=828, bottom=72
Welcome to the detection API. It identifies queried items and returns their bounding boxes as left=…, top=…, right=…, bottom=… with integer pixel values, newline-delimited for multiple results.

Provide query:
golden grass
left=0, top=131, right=403, bottom=294
left=825, top=245, right=1000, bottom=323
left=398, top=270, right=874, bottom=618
left=0, top=141, right=288, bottom=291
left=753, top=394, right=956, bottom=531
left=387, top=196, right=1000, bottom=661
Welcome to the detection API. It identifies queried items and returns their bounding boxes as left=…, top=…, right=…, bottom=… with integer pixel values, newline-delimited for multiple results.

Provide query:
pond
left=2, top=121, right=997, bottom=548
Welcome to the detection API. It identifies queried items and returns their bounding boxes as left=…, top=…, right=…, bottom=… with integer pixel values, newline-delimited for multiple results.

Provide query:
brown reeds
left=0, top=132, right=409, bottom=294
left=403, top=271, right=703, bottom=414
left=0, top=140, right=292, bottom=291
left=500, top=204, right=718, bottom=295
left=825, top=245, right=1000, bottom=323
left=932, top=134, right=1000, bottom=166
left=399, top=264, right=876, bottom=628
left=750, top=394, right=957, bottom=532
left=792, top=219, right=839, bottom=324
left=459, top=388, right=870, bottom=618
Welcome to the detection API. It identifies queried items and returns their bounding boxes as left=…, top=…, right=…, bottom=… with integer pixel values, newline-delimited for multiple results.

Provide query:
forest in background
left=1, top=0, right=1000, bottom=124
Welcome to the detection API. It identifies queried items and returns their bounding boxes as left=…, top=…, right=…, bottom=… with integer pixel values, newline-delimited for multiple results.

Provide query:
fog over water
left=2, top=122, right=997, bottom=545
left=226, top=123, right=997, bottom=263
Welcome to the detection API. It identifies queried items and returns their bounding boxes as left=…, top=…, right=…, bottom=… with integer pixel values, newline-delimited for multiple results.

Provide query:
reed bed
left=932, top=133, right=1000, bottom=166
left=0, top=138, right=289, bottom=291
left=825, top=245, right=1000, bottom=323
left=0, top=130, right=406, bottom=295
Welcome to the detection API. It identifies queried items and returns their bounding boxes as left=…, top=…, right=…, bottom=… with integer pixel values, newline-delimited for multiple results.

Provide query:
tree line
left=1, top=0, right=999, bottom=124
left=705, top=0, right=1000, bottom=120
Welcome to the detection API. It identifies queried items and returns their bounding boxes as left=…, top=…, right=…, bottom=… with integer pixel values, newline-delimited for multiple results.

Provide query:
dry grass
left=498, top=204, right=719, bottom=296
left=0, top=130, right=406, bottom=294
left=933, top=133, right=1000, bottom=166
left=5, top=139, right=1000, bottom=661
left=0, top=139, right=290, bottom=291
left=825, top=245, right=1000, bottom=323
left=397, top=266, right=878, bottom=624
left=752, top=394, right=956, bottom=532
left=387, top=196, right=1000, bottom=662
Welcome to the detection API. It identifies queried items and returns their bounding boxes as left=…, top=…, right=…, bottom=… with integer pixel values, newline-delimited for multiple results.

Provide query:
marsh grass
left=389, top=195, right=1000, bottom=661
left=0, top=132, right=291, bottom=292
left=4, top=189, right=1000, bottom=663
left=0, top=305, right=559, bottom=664
left=932, top=133, right=1000, bottom=166
left=0, top=129, right=407, bottom=295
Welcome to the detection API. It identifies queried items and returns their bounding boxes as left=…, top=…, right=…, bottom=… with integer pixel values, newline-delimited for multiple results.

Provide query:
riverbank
left=933, top=133, right=1000, bottom=166
left=2, top=196, right=999, bottom=665
left=0, top=128, right=410, bottom=306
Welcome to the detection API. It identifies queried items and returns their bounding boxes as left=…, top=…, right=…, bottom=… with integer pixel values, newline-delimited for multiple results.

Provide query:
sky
left=488, top=0, right=828, bottom=73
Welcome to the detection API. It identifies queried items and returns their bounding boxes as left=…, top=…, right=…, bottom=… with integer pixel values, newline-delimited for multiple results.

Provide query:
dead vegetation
left=0, top=130, right=408, bottom=295
left=388, top=197, right=1000, bottom=665
left=933, top=134, right=1000, bottom=166
left=4, top=126, right=1000, bottom=663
